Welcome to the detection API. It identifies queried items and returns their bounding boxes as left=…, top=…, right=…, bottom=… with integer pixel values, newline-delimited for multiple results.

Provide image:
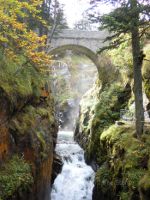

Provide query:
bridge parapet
left=49, top=29, right=108, bottom=53
left=52, top=29, right=108, bottom=40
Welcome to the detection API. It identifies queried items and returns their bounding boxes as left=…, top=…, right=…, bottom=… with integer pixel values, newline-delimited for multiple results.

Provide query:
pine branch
left=98, top=37, right=130, bottom=53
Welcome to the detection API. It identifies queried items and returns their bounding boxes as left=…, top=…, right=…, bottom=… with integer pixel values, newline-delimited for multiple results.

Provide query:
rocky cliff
left=0, top=58, right=58, bottom=200
left=75, top=60, right=150, bottom=199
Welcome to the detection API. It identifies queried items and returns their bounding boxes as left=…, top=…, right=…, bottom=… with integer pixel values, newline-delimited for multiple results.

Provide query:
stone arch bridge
left=48, top=29, right=108, bottom=68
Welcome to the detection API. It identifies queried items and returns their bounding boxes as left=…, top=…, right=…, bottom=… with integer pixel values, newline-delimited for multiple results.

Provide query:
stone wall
left=50, top=29, right=108, bottom=53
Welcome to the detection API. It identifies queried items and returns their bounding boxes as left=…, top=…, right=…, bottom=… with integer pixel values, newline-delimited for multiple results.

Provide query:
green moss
left=139, top=172, right=150, bottom=190
left=139, top=158, right=150, bottom=194
left=9, top=105, right=55, bottom=159
left=119, top=192, right=130, bottom=200
left=0, top=156, right=33, bottom=200
left=10, top=105, right=55, bottom=135
left=0, top=53, right=45, bottom=106
left=96, top=125, right=150, bottom=199
left=82, top=83, right=131, bottom=163
left=143, top=44, right=150, bottom=100
left=125, top=169, right=145, bottom=190
left=37, top=131, right=46, bottom=151
left=100, top=124, right=128, bottom=142
left=95, top=164, right=112, bottom=189
left=36, top=107, right=55, bottom=123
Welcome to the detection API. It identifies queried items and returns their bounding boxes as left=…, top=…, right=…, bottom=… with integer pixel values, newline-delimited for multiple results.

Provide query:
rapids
left=51, top=131, right=95, bottom=200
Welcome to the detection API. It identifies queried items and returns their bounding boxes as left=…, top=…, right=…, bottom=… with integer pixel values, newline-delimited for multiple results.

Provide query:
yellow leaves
left=13, top=21, right=26, bottom=31
left=28, top=51, right=50, bottom=66
left=4, top=49, right=18, bottom=61
left=0, top=0, right=51, bottom=70
left=0, top=34, right=8, bottom=43
left=19, top=31, right=47, bottom=52
left=15, top=31, right=50, bottom=68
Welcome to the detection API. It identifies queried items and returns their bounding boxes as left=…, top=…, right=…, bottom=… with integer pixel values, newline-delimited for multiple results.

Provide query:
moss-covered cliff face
left=143, top=44, right=150, bottom=115
left=93, top=125, right=150, bottom=200
left=0, top=57, right=58, bottom=200
left=75, top=71, right=150, bottom=199
left=75, top=79, right=131, bottom=166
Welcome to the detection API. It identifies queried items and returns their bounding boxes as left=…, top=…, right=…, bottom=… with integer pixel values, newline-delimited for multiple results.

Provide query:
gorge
left=0, top=0, right=150, bottom=199
left=0, top=43, right=150, bottom=200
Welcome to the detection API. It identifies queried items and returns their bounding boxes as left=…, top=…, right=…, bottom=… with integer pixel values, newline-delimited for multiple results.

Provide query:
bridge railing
left=120, top=108, right=150, bottom=125
left=120, top=109, right=134, bottom=121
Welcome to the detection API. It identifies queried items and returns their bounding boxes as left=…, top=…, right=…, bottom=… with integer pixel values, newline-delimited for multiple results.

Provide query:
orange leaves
left=28, top=51, right=50, bottom=67
left=23, top=33, right=51, bottom=67
left=17, top=32, right=50, bottom=67
left=13, top=21, right=25, bottom=31
left=0, top=0, right=51, bottom=69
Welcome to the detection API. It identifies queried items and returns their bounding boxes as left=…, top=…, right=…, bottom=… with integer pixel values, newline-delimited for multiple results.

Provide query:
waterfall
left=51, top=131, right=95, bottom=200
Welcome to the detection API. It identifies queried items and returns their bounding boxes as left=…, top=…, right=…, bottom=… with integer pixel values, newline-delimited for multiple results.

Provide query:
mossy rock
left=9, top=105, right=56, bottom=161
left=9, top=105, right=55, bottom=135
left=0, top=155, right=33, bottom=200
left=85, top=83, right=131, bottom=164
left=139, top=159, right=150, bottom=200
left=95, top=164, right=113, bottom=189
left=0, top=54, right=45, bottom=111
left=94, top=125, right=150, bottom=199
left=143, top=44, right=150, bottom=100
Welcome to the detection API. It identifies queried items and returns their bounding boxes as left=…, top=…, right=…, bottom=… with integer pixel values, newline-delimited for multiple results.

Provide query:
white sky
left=58, top=0, right=112, bottom=28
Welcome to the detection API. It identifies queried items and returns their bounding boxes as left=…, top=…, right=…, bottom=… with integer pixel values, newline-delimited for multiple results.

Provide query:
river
left=51, top=131, right=95, bottom=200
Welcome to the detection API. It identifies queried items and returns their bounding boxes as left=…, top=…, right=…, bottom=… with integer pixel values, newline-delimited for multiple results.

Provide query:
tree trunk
left=131, top=0, right=144, bottom=137
left=48, top=0, right=58, bottom=43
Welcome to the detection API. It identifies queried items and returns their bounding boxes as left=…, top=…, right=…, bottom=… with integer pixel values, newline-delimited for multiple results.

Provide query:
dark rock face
left=0, top=88, right=58, bottom=200
left=146, top=103, right=150, bottom=118
left=51, top=154, right=63, bottom=184
left=92, top=184, right=113, bottom=200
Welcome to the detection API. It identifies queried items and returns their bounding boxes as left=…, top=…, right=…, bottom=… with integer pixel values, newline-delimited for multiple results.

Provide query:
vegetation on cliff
left=89, top=0, right=150, bottom=137
left=0, top=156, right=33, bottom=200
left=0, top=1, right=61, bottom=199
left=75, top=64, right=131, bottom=164
left=75, top=77, right=150, bottom=199
left=143, top=44, right=150, bottom=102
left=0, top=53, right=44, bottom=108
left=95, top=125, right=150, bottom=199
left=0, top=49, right=57, bottom=198
left=75, top=43, right=150, bottom=199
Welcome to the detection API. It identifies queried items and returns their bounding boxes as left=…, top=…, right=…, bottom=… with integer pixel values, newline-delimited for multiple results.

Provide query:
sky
left=58, top=0, right=112, bottom=28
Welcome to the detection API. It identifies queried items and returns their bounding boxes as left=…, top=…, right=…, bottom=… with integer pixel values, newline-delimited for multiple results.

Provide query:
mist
left=50, top=50, right=98, bottom=130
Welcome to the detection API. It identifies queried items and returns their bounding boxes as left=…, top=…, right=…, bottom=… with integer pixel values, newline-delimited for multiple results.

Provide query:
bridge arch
left=49, top=44, right=100, bottom=69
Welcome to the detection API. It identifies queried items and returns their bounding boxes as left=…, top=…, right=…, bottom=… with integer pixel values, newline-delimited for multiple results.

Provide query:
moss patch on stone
left=76, top=82, right=131, bottom=164
left=10, top=105, right=55, bottom=135
left=0, top=155, right=33, bottom=200
left=96, top=125, right=150, bottom=199
left=9, top=104, right=55, bottom=161
left=0, top=54, right=45, bottom=110
left=143, top=44, right=150, bottom=100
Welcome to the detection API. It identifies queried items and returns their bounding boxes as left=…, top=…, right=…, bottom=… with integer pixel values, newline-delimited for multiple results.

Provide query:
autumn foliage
left=0, top=0, right=51, bottom=69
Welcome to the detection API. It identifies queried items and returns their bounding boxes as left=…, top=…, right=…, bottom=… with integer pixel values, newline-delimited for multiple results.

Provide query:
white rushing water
left=51, top=131, right=95, bottom=200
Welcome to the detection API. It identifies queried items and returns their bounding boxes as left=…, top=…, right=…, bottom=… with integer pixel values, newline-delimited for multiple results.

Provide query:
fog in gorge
left=50, top=50, right=98, bottom=130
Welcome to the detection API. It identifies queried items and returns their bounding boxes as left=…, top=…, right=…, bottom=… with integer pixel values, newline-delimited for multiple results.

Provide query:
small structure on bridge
left=74, top=19, right=97, bottom=31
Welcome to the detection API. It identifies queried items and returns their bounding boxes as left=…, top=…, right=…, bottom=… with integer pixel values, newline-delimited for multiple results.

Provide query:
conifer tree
left=89, top=0, right=150, bottom=137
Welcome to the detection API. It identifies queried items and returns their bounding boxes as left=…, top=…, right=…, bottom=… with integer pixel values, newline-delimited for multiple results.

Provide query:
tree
left=28, top=0, right=68, bottom=40
left=46, top=0, right=68, bottom=43
left=89, top=0, right=150, bottom=137
left=0, top=0, right=51, bottom=69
